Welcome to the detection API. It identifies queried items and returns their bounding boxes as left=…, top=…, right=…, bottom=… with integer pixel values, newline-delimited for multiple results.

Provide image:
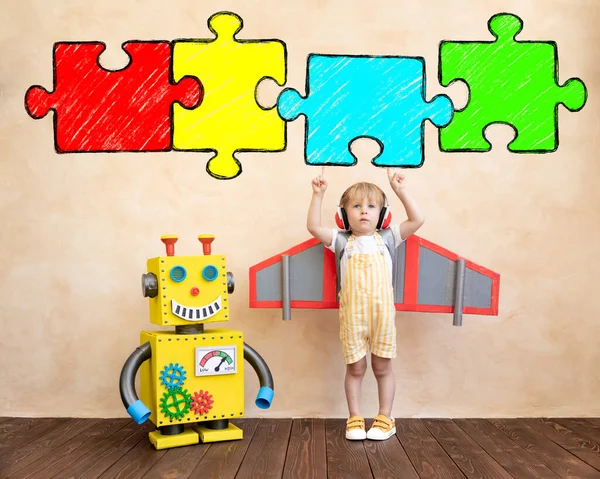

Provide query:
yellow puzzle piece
left=173, top=11, right=287, bottom=179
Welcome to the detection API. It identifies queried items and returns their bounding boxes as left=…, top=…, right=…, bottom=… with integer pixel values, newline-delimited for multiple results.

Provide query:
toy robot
left=120, top=234, right=274, bottom=450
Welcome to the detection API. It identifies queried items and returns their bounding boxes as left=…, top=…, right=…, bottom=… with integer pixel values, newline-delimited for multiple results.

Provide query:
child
left=306, top=168, right=424, bottom=440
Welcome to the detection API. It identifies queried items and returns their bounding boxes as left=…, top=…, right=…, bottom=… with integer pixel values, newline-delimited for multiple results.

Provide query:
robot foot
left=194, top=422, right=243, bottom=443
left=149, top=429, right=200, bottom=450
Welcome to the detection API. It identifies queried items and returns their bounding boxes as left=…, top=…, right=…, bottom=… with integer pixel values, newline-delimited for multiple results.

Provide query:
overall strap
left=377, top=228, right=398, bottom=292
left=334, top=231, right=350, bottom=298
left=373, top=231, right=387, bottom=253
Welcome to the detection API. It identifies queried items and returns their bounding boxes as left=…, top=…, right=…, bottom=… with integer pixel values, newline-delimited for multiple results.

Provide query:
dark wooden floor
left=2, top=417, right=600, bottom=478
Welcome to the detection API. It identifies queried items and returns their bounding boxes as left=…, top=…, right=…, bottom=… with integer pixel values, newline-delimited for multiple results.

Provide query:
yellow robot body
left=140, top=329, right=245, bottom=427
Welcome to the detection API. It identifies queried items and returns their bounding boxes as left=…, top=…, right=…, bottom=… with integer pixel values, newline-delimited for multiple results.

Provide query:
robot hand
left=127, top=399, right=152, bottom=424
left=255, top=387, right=274, bottom=409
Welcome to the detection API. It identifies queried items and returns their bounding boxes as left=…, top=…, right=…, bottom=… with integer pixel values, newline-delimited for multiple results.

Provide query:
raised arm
left=387, top=168, right=425, bottom=240
left=307, top=169, right=334, bottom=247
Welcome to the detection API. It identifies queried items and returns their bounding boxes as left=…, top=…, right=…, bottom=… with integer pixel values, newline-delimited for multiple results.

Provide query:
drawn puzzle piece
left=439, top=13, right=587, bottom=152
left=25, top=42, right=202, bottom=153
left=277, top=54, right=453, bottom=168
left=172, top=12, right=287, bottom=179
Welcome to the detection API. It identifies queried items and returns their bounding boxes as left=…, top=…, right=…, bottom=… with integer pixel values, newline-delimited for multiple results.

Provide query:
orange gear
left=191, top=390, right=214, bottom=416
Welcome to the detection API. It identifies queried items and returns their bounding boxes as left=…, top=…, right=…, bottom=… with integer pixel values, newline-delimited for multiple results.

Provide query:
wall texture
left=1, top=0, right=599, bottom=419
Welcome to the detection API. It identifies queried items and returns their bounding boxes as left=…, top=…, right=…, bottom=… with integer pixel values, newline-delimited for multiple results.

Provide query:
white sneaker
left=366, top=414, right=396, bottom=440
left=345, top=416, right=367, bottom=440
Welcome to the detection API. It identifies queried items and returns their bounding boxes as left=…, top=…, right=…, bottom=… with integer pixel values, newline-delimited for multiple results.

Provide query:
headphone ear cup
left=376, top=206, right=386, bottom=229
left=335, top=207, right=349, bottom=230
left=380, top=210, right=392, bottom=229
left=376, top=191, right=391, bottom=229
left=335, top=211, right=344, bottom=229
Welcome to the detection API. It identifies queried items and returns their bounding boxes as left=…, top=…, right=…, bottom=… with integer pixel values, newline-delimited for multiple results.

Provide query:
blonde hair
left=340, top=182, right=386, bottom=209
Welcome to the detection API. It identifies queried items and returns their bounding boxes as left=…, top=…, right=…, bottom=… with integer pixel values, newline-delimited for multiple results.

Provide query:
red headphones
left=335, top=190, right=392, bottom=231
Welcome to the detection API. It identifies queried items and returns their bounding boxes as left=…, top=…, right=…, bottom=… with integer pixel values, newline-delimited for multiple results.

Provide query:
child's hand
left=311, top=167, right=328, bottom=195
left=387, top=168, right=406, bottom=193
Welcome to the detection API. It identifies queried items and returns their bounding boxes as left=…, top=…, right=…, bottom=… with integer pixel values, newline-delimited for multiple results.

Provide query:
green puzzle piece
left=439, top=13, right=587, bottom=152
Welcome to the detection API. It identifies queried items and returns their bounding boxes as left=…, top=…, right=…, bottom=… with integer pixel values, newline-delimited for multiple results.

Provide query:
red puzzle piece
left=25, top=41, right=203, bottom=152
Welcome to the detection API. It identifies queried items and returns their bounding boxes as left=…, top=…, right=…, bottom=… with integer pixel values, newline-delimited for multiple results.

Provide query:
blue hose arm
left=119, top=342, right=152, bottom=424
left=243, top=342, right=274, bottom=409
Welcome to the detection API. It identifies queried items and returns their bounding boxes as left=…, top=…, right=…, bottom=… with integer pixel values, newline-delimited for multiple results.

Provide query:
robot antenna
left=198, top=235, right=215, bottom=255
left=161, top=235, right=178, bottom=256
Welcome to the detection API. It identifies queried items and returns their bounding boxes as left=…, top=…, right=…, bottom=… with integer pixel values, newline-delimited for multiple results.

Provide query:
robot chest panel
left=144, top=332, right=246, bottom=424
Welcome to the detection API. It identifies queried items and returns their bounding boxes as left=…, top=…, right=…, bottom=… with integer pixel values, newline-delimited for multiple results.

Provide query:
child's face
left=345, top=193, right=382, bottom=236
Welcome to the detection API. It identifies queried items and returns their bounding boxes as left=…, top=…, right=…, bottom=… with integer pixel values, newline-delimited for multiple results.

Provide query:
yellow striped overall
left=339, top=233, right=397, bottom=364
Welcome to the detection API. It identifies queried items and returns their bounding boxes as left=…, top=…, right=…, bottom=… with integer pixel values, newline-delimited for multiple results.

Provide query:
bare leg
left=371, top=354, right=395, bottom=418
left=345, top=356, right=367, bottom=417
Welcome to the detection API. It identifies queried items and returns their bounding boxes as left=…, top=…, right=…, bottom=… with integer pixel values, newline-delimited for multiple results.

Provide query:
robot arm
left=243, top=342, right=274, bottom=409
left=120, top=342, right=152, bottom=424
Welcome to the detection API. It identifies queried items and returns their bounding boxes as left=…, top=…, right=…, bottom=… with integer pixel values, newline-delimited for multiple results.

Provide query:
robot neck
left=176, top=324, right=205, bottom=335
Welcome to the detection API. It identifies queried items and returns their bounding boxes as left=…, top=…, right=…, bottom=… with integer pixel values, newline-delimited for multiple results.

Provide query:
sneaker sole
left=366, top=427, right=396, bottom=440
left=346, top=431, right=367, bottom=440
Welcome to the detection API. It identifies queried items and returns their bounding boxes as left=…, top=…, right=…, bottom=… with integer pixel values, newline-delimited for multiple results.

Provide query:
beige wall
left=1, top=0, right=599, bottom=419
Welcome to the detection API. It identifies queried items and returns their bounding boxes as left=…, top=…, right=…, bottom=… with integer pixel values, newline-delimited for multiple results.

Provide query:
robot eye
left=202, top=264, right=219, bottom=282
left=170, top=266, right=187, bottom=282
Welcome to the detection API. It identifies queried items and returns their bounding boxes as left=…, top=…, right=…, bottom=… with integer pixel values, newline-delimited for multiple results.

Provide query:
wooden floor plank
left=582, top=419, right=600, bottom=429
left=282, top=418, right=327, bottom=479
left=235, top=418, right=293, bottom=479
left=0, top=418, right=98, bottom=477
left=186, top=418, right=259, bottom=479
left=490, top=419, right=600, bottom=479
left=396, top=419, right=466, bottom=479
left=454, top=419, right=560, bottom=478
left=0, top=417, right=38, bottom=436
left=141, top=436, right=212, bottom=479
left=8, top=418, right=129, bottom=479
left=0, top=417, right=47, bottom=438
left=533, top=419, right=600, bottom=471
left=364, top=428, right=420, bottom=479
left=0, top=418, right=64, bottom=455
left=423, top=419, right=512, bottom=479
left=96, top=432, right=166, bottom=479
left=553, top=418, right=600, bottom=447
left=54, top=420, right=155, bottom=479
left=325, top=418, right=373, bottom=479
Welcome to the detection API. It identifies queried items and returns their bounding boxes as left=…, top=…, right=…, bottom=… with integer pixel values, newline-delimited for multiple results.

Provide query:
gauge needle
left=215, top=357, right=227, bottom=372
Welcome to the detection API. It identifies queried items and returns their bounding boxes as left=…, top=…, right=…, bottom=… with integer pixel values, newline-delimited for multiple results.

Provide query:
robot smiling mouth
left=171, top=296, right=223, bottom=321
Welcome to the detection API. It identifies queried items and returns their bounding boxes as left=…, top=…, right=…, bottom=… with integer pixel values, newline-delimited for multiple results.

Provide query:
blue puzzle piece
left=277, top=54, right=454, bottom=167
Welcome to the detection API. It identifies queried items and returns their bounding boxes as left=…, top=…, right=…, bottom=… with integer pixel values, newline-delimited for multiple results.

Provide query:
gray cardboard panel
left=417, top=246, right=493, bottom=308
left=417, top=246, right=456, bottom=306
left=464, top=267, right=492, bottom=308
left=256, top=244, right=324, bottom=301
left=256, top=262, right=282, bottom=301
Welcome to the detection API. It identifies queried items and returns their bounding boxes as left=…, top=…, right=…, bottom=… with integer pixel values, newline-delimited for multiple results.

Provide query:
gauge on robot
left=195, top=346, right=237, bottom=376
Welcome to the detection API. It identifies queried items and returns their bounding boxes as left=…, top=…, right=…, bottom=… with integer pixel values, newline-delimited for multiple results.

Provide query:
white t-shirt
left=327, top=224, right=404, bottom=284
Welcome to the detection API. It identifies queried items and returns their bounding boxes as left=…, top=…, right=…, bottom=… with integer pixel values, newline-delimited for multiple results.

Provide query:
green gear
left=159, top=387, right=191, bottom=421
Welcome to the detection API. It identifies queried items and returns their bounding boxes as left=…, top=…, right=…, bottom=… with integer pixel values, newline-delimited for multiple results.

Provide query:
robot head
left=142, top=235, right=234, bottom=327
